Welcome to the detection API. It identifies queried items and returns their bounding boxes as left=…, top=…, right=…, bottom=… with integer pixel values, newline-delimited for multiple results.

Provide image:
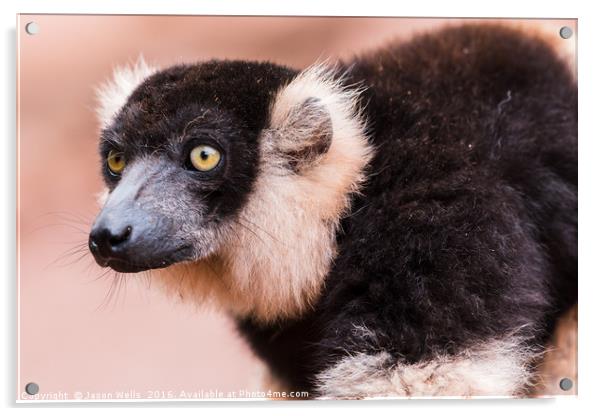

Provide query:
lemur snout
left=89, top=203, right=195, bottom=273
left=89, top=206, right=195, bottom=273
left=89, top=156, right=204, bottom=273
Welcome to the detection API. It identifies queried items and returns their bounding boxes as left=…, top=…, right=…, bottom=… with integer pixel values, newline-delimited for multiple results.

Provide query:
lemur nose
left=89, top=224, right=133, bottom=259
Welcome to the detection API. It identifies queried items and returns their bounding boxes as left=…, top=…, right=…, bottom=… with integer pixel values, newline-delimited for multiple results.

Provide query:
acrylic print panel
left=17, top=15, right=577, bottom=402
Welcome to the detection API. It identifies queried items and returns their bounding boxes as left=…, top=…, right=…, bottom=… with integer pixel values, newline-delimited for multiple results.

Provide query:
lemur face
left=90, top=58, right=372, bottom=320
left=90, top=61, right=296, bottom=272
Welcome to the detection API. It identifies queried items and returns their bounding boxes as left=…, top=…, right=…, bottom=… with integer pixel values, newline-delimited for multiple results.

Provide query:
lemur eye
left=189, top=145, right=221, bottom=172
left=107, top=149, right=126, bottom=175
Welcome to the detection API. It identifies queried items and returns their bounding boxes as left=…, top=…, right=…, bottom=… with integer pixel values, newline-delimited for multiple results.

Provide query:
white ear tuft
left=269, top=63, right=366, bottom=133
left=95, top=55, right=158, bottom=128
left=267, top=63, right=371, bottom=174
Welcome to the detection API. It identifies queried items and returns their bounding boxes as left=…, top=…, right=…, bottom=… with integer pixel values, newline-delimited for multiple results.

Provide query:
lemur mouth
left=106, top=259, right=168, bottom=273
left=93, top=245, right=195, bottom=274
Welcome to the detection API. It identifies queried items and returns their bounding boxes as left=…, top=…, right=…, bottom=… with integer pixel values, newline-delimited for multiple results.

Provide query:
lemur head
left=90, top=58, right=372, bottom=322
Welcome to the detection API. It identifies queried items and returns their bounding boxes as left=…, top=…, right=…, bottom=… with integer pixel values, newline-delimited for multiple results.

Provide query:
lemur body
left=90, top=25, right=577, bottom=398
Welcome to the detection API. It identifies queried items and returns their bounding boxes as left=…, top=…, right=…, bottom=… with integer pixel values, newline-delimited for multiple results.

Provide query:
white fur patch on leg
left=315, top=337, right=539, bottom=398
left=95, top=55, right=157, bottom=128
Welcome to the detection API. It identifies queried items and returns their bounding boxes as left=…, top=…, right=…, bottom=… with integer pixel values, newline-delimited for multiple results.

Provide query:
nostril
left=109, top=225, right=132, bottom=247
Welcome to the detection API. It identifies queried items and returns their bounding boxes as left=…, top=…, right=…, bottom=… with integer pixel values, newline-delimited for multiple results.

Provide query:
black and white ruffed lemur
left=88, top=24, right=577, bottom=398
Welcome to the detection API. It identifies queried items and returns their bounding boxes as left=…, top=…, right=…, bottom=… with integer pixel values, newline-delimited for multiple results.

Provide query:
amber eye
left=107, top=149, right=126, bottom=175
left=189, top=145, right=221, bottom=172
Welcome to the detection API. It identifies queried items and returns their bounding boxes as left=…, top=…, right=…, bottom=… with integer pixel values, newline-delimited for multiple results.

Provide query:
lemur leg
left=315, top=337, right=540, bottom=399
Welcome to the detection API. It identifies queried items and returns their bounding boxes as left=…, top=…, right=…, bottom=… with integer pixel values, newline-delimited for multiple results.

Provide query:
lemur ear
left=273, top=97, right=333, bottom=172
left=266, top=64, right=368, bottom=174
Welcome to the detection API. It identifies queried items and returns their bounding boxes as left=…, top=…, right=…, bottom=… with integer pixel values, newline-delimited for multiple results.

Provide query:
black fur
left=237, top=25, right=577, bottom=395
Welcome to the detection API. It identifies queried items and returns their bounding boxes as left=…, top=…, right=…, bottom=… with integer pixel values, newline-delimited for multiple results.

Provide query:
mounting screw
left=559, top=377, right=573, bottom=391
left=559, top=26, right=573, bottom=40
left=25, top=22, right=40, bottom=35
left=24, top=382, right=39, bottom=395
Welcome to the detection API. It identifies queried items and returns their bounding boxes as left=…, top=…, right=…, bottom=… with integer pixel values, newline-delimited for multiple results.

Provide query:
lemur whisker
left=38, top=210, right=94, bottom=223
left=230, top=219, right=271, bottom=249
left=144, top=270, right=153, bottom=290
left=97, top=273, right=120, bottom=311
left=111, top=273, right=128, bottom=310
left=45, top=242, right=91, bottom=270
left=29, top=222, right=89, bottom=236
left=27, top=211, right=93, bottom=240
left=57, top=250, right=93, bottom=269
left=119, top=273, right=128, bottom=308
left=90, top=267, right=114, bottom=283
left=81, top=258, right=98, bottom=279
left=238, top=216, right=286, bottom=246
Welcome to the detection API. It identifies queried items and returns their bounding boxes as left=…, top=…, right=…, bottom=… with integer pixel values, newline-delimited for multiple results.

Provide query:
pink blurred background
left=17, top=15, right=576, bottom=400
